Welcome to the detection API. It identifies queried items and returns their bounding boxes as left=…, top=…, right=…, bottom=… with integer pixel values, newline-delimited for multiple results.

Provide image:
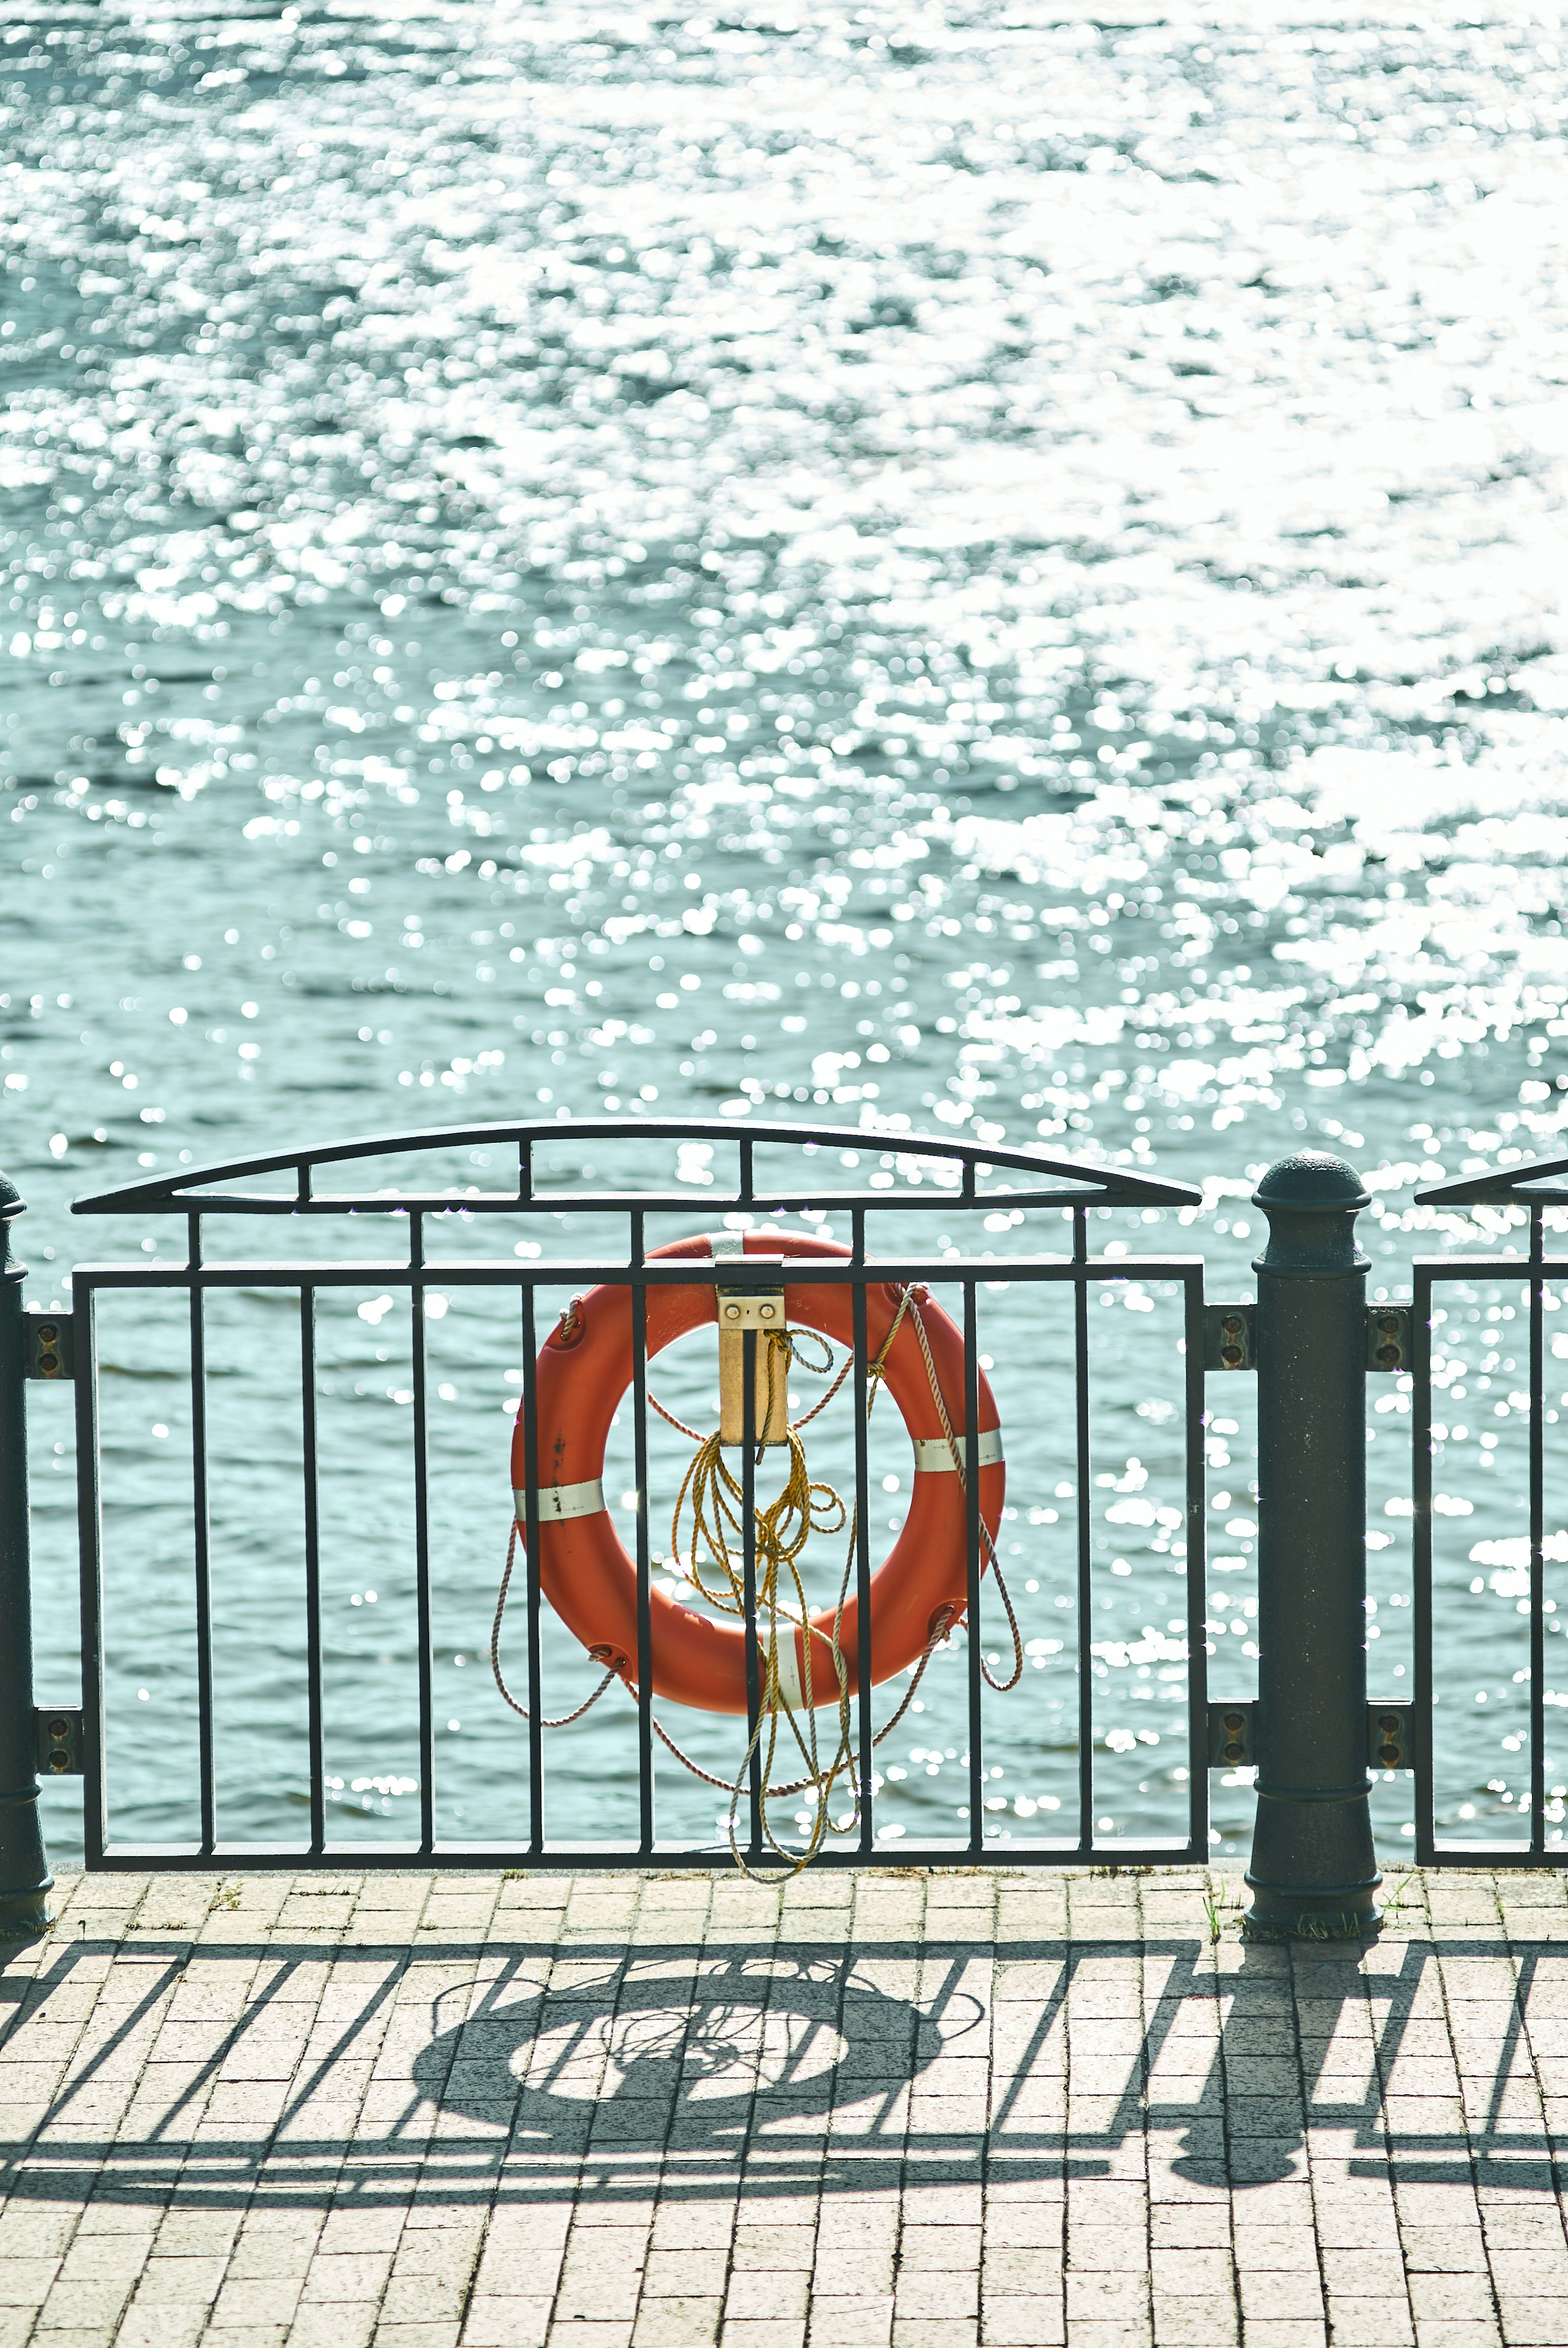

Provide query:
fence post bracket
left=34, top=1708, right=84, bottom=1778
left=1366, top=1304, right=1412, bottom=1375
left=22, top=1310, right=75, bottom=1382
left=1368, top=1701, right=1414, bottom=1771
left=1207, top=1700, right=1257, bottom=1767
left=1203, top=1302, right=1256, bottom=1372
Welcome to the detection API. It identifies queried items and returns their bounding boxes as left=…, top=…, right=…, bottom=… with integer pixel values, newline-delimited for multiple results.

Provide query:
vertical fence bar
left=631, top=1221, right=654, bottom=1855
left=1412, top=1266, right=1436, bottom=1865
left=0, top=1177, right=49, bottom=1930
left=742, top=1326, right=762, bottom=1861
left=410, top=1212, right=435, bottom=1854
left=1531, top=1208, right=1546, bottom=1856
left=74, top=1283, right=105, bottom=1869
left=1074, top=1209, right=1094, bottom=1852
left=520, top=1284, right=543, bottom=1854
left=1184, top=1267, right=1208, bottom=1861
left=301, top=1284, right=325, bottom=1857
left=964, top=1278, right=982, bottom=1857
left=851, top=1212, right=873, bottom=1855
left=187, top=1217, right=216, bottom=1857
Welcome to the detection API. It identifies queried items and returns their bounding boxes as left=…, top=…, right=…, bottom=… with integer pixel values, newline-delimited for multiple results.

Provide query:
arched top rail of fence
left=69, top=1115, right=1202, bottom=1221
left=1417, top=1150, right=1568, bottom=1211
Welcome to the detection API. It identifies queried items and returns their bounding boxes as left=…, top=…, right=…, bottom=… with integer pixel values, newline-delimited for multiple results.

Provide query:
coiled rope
left=492, top=1283, right=1022, bottom=1875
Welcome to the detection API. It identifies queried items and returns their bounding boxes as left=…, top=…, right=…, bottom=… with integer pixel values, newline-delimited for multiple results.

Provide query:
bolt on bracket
left=34, top=1708, right=84, bottom=1777
left=1207, top=1699, right=1257, bottom=1767
left=716, top=1284, right=789, bottom=1447
left=1368, top=1701, right=1414, bottom=1770
left=1204, top=1302, right=1255, bottom=1373
left=1208, top=1700, right=1416, bottom=1773
left=22, top=1310, right=75, bottom=1382
left=1366, top=1304, right=1412, bottom=1375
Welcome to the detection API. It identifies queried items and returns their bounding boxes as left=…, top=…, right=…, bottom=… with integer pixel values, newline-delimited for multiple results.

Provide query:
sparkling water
left=5, top=1, right=1568, bottom=1870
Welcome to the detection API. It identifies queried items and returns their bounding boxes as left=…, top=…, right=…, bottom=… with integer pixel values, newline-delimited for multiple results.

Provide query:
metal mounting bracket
left=715, top=1287, right=786, bottom=1331
left=1367, top=1305, right=1412, bottom=1375
left=1204, top=1303, right=1255, bottom=1373
left=1368, top=1701, right=1414, bottom=1769
left=717, top=1284, right=789, bottom=1447
left=22, top=1310, right=75, bottom=1382
left=35, top=1707, right=84, bottom=1777
left=1208, top=1701, right=1416, bottom=1773
left=1207, top=1699, right=1256, bottom=1766
left=1204, top=1302, right=1414, bottom=1374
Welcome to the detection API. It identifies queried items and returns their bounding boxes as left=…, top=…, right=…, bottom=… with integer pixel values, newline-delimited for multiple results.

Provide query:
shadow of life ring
left=510, top=1230, right=1004, bottom=1714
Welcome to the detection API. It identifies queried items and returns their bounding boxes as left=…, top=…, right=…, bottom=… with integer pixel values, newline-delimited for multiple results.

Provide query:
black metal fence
left=2, top=1119, right=1567, bottom=1939
left=1411, top=1155, right=1568, bottom=1869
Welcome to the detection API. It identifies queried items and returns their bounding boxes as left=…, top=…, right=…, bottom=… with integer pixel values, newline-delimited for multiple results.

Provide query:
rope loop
left=494, top=1275, right=1022, bottom=1877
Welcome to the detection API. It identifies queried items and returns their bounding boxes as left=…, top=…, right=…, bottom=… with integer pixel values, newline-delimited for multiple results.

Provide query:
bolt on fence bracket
left=1204, top=1302, right=1256, bottom=1372
left=1207, top=1700, right=1257, bottom=1766
left=1368, top=1701, right=1414, bottom=1770
left=34, top=1708, right=83, bottom=1777
left=1366, top=1304, right=1412, bottom=1374
left=1209, top=1702, right=1417, bottom=1773
left=716, top=1284, right=789, bottom=1447
left=22, top=1311, right=74, bottom=1382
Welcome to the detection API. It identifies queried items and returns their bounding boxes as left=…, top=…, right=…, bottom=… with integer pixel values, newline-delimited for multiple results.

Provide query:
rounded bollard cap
left=0, top=1173, right=23, bottom=1220
left=1252, top=1150, right=1368, bottom=1215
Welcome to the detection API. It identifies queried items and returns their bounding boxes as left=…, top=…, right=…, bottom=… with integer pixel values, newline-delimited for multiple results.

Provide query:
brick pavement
left=2, top=1866, right=1567, bottom=2348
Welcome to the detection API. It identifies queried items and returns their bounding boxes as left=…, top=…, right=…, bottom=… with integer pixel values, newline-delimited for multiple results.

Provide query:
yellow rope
left=670, top=1367, right=851, bottom=1875
left=666, top=1307, right=918, bottom=1880
left=500, top=1279, right=1019, bottom=1882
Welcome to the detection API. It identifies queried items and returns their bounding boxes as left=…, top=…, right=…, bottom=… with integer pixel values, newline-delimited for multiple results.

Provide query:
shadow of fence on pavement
left=1, top=1933, right=1561, bottom=2210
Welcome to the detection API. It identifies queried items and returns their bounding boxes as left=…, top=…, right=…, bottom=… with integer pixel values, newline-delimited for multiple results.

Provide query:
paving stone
left=292, top=2307, right=379, bottom=2348
left=461, top=2297, right=555, bottom=2346
left=5, top=1866, right=1568, bottom=2348
left=301, top=2249, right=396, bottom=2300
left=805, top=2293, right=895, bottom=2344
left=642, top=2250, right=728, bottom=2297
left=1497, top=2305, right=1568, bottom=2347
left=630, top=2296, right=723, bottom=2344
left=1327, top=2297, right=1416, bottom=2345
left=34, top=2279, right=136, bottom=2329
left=978, top=2299, right=1065, bottom=2346
left=1150, top=2297, right=1238, bottom=2344
left=891, top=2271, right=979, bottom=2319
left=1409, top=2328, right=1501, bottom=2348
left=726, top=2273, right=808, bottom=2321
left=1236, top=2270, right=1325, bottom=2321
left=116, top=2311, right=209, bottom=2348
left=1412, top=2275, right=1506, bottom=2323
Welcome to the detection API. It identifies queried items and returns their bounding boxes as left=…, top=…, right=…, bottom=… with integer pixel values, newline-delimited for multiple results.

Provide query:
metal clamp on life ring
left=510, top=1230, right=1005, bottom=1715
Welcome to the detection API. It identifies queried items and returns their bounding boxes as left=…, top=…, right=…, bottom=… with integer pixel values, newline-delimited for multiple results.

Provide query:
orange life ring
left=510, top=1231, right=1004, bottom=1714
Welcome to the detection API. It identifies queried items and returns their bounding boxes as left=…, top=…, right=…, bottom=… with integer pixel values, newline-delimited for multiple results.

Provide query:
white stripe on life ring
left=514, top=1479, right=606, bottom=1525
left=770, top=1620, right=808, bottom=1715
left=912, top=1429, right=1004, bottom=1472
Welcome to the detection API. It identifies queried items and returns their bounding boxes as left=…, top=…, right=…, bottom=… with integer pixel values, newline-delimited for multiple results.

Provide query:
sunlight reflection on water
left=6, top=1, right=1568, bottom=1866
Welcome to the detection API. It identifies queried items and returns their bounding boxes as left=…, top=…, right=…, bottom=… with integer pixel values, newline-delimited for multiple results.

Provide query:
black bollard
left=0, top=1175, right=51, bottom=1937
left=1243, top=1151, right=1380, bottom=1940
